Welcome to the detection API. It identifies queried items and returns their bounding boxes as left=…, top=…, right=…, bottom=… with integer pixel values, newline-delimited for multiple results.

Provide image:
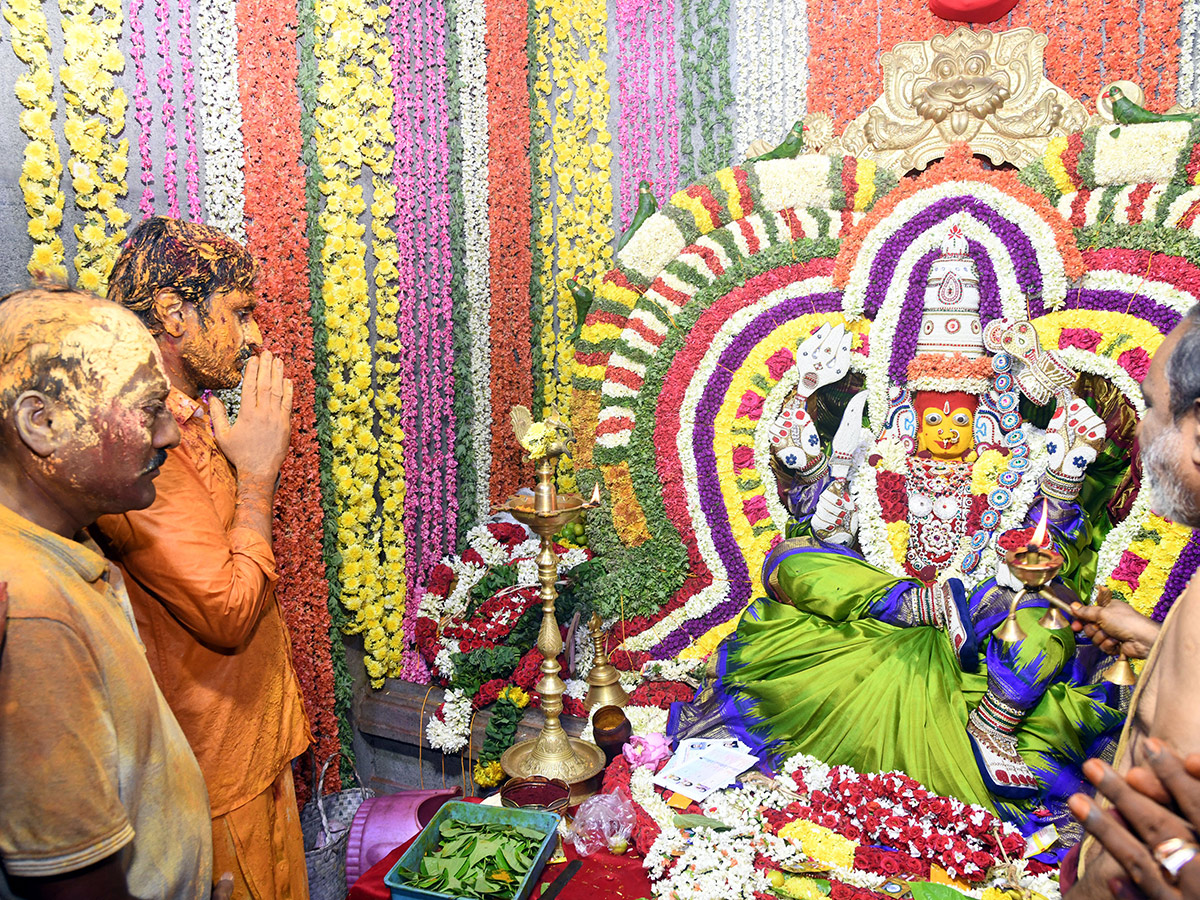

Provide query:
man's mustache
left=144, top=448, right=168, bottom=474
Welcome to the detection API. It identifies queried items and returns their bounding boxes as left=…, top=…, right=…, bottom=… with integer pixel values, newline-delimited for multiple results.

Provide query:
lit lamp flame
left=1029, top=499, right=1050, bottom=550
left=589, top=483, right=601, bottom=506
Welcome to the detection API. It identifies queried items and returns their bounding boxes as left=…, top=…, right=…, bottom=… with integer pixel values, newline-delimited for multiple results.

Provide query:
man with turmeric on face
left=97, top=217, right=312, bottom=900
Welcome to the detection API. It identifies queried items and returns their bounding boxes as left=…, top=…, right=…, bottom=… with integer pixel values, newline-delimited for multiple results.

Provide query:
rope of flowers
left=392, top=0, right=458, bottom=636
left=4, top=0, right=66, bottom=281
left=731, top=0, right=807, bottom=158
left=296, top=0, right=357, bottom=767
left=129, top=0, right=154, bottom=216
left=530, top=0, right=614, bottom=488
left=472, top=686, right=530, bottom=788
left=236, top=0, right=342, bottom=793
left=447, top=0, right=491, bottom=537
left=615, top=0, right=679, bottom=228
left=59, top=0, right=129, bottom=294
left=678, top=0, right=732, bottom=183
left=483, top=0, right=535, bottom=507
left=311, top=0, right=388, bottom=685
left=177, top=0, right=199, bottom=221
left=1183, top=0, right=1200, bottom=106
left=154, top=0, right=176, bottom=216
left=194, top=0, right=245, bottom=238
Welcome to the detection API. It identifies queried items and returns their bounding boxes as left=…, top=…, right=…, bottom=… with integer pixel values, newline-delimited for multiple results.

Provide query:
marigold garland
left=5, top=0, right=66, bottom=282
left=237, top=0, right=342, bottom=795
left=530, top=0, right=614, bottom=489
left=59, top=0, right=129, bottom=294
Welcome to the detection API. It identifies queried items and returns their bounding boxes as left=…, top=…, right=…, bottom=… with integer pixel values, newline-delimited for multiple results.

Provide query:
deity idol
left=670, top=223, right=1123, bottom=826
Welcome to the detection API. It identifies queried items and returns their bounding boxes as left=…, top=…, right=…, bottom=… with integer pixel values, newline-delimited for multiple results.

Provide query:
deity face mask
left=915, top=391, right=978, bottom=460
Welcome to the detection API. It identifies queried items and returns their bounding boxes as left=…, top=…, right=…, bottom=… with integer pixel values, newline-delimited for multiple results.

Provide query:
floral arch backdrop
left=2, top=0, right=1200, bottom=773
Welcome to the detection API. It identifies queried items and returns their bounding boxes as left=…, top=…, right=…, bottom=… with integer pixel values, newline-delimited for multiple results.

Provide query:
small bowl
left=500, top=776, right=571, bottom=813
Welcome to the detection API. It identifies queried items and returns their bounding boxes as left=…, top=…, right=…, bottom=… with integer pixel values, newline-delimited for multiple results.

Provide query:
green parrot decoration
left=749, top=120, right=806, bottom=163
left=566, top=278, right=593, bottom=344
left=1107, top=86, right=1198, bottom=136
left=616, top=180, right=657, bottom=252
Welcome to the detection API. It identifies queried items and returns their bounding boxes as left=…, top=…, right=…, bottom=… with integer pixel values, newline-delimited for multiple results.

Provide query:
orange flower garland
left=486, top=0, right=534, bottom=503
left=237, top=0, right=341, bottom=788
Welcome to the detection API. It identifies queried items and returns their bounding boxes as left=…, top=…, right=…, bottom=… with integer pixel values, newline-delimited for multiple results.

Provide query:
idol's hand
left=211, top=349, right=294, bottom=485
left=794, top=323, right=852, bottom=400
left=770, top=396, right=823, bottom=472
left=1046, top=397, right=1106, bottom=481
left=812, top=483, right=857, bottom=545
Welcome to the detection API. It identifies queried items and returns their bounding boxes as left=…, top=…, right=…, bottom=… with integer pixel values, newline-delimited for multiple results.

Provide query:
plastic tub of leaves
left=383, top=800, right=560, bottom=900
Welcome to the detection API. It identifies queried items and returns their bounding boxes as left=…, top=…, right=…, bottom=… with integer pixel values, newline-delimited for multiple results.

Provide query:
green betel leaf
left=672, top=813, right=732, bottom=831
left=910, top=882, right=972, bottom=900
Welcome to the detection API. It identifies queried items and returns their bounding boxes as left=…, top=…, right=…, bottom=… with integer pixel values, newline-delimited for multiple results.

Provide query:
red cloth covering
left=348, top=798, right=653, bottom=900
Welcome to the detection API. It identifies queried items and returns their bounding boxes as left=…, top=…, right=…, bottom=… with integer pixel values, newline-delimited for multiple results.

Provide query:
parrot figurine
left=748, top=120, right=806, bottom=163
left=566, top=278, right=593, bottom=343
left=616, top=180, right=657, bottom=252
left=1107, top=86, right=1198, bottom=136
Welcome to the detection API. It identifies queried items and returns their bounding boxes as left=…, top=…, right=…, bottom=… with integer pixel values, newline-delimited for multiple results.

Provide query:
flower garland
left=484, top=0, right=535, bottom=506
left=154, top=0, right=175, bottom=216
left=237, top=0, right=342, bottom=792
left=472, top=686, right=530, bottom=788
left=446, top=0, right=491, bottom=537
left=177, top=0, right=199, bottom=222
left=5, top=0, right=66, bottom=281
left=392, top=0, right=458, bottom=628
left=1183, top=0, right=1200, bottom=107
left=59, top=0, right=129, bottom=294
left=619, top=751, right=1042, bottom=900
left=129, top=0, right=154, bottom=216
left=616, top=0, right=679, bottom=228
left=529, top=0, right=613, bottom=489
left=677, top=0, right=732, bottom=183
left=730, top=0, right=808, bottom=159
left=195, top=0, right=245, bottom=239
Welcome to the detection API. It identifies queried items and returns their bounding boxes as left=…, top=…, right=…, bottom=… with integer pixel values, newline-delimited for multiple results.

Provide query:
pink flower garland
left=130, top=0, right=155, bottom=215
left=616, top=0, right=679, bottom=228
left=154, top=0, right=177, bottom=217
left=390, top=0, right=458, bottom=625
left=177, top=0, right=200, bottom=221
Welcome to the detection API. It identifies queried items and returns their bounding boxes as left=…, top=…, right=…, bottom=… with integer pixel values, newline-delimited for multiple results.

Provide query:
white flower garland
left=452, top=0, right=493, bottom=518
left=195, top=0, right=245, bottom=239
left=426, top=688, right=473, bottom=753
left=580, top=702, right=669, bottom=742
left=1183, top=0, right=1200, bottom=108
left=731, top=0, right=809, bottom=159
left=1092, top=122, right=1196, bottom=186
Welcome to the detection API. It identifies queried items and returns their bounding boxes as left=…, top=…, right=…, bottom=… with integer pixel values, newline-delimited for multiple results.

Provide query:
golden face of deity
left=915, top=394, right=976, bottom=460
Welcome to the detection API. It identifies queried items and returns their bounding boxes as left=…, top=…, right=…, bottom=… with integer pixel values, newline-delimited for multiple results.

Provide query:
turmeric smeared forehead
left=0, top=290, right=162, bottom=412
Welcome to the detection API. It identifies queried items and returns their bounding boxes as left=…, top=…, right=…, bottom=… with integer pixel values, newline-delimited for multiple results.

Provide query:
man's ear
left=152, top=288, right=187, bottom=339
left=12, top=391, right=58, bottom=457
left=1190, top=400, right=1200, bottom=469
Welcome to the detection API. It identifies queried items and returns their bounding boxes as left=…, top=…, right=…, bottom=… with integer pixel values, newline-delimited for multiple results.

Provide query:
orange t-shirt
left=0, top=503, right=210, bottom=895
left=96, top=389, right=312, bottom=818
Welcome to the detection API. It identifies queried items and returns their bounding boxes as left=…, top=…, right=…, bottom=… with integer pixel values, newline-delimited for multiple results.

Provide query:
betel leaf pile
left=393, top=819, right=548, bottom=898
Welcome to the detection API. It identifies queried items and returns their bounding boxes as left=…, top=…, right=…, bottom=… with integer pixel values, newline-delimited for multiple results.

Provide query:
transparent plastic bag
left=569, top=792, right=637, bottom=856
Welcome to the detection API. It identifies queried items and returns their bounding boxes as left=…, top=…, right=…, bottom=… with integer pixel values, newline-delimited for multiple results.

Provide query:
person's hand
left=213, top=872, right=234, bottom=900
left=812, top=483, right=856, bottom=545
left=1068, top=741, right=1200, bottom=900
left=794, top=323, right=853, bottom=399
left=1046, top=397, right=1106, bottom=482
left=1070, top=590, right=1160, bottom=660
left=210, top=349, right=293, bottom=485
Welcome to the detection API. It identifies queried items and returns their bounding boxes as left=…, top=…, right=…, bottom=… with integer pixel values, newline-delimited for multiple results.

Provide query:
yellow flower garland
left=532, top=0, right=613, bottom=491
left=314, top=0, right=405, bottom=687
left=778, top=819, right=859, bottom=870
left=4, top=0, right=66, bottom=281
left=59, top=0, right=129, bottom=294
left=1107, top=514, right=1192, bottom=619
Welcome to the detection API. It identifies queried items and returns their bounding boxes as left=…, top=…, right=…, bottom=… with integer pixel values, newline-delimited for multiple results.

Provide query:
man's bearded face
left=179, top=288, right=261, bottom=390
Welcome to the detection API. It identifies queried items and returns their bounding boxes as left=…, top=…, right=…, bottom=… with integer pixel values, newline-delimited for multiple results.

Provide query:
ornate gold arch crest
left=831, top=26, right=1089, bottom=172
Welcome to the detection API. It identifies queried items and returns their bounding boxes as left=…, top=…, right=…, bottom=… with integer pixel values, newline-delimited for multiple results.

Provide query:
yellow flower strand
left=59, top=0, right=129, bottom=294
left=533, top=0, right=613, bottom=490
left=314, top=0, right=392, bottom=685
left=4, top=0, right=66, bottom=281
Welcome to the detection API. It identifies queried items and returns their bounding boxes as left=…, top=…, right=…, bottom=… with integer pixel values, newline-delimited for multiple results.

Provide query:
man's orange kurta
left=96, top=389, right=312, bottom=898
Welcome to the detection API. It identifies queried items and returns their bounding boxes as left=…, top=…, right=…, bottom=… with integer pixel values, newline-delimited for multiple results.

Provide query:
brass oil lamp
left=995, top=502, right=1135, bottom=686
left=584, top=612, right=629, bottom=711
left=496, top=427, right=606, bottom=802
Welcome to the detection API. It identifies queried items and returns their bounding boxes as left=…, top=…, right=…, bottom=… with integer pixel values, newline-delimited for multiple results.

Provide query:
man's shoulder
left=0, top=535, right=88, bottom=624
